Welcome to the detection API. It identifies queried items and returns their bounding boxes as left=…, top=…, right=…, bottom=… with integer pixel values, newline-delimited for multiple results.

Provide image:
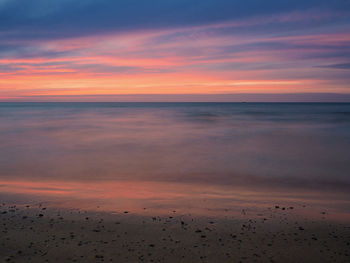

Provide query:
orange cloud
left=1, top=25, right=350, bottom=99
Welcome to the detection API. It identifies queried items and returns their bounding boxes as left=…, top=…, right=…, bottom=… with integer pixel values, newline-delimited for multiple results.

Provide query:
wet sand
left=1, top=203, right=349, bottom=263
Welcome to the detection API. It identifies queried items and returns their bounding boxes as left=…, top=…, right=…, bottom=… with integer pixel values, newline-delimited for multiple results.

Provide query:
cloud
left=0, top=0, right=350, bottom=98
left=317, top=63, right=350, bottom=69
left=0, top=0, right=349, bottom=41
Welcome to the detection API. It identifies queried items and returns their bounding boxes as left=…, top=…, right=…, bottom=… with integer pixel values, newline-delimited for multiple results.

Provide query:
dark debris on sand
left=0, top=203, right=349, bottom=262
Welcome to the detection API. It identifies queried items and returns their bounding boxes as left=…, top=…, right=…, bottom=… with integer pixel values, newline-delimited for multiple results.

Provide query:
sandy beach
left=1, top=203, right=349, bottom=263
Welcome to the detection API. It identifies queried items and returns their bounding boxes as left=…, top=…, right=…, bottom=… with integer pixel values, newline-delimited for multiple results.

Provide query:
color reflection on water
left=1, top=179, right=350, bottom=221
left=1, top=103, right=350, bottom=220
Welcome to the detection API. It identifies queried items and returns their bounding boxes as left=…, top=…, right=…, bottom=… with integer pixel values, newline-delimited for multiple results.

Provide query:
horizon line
left=1, top=93, right=350, bottom=103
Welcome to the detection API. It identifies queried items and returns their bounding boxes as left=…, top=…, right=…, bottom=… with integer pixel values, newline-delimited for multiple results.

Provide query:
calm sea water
left=1, top=102, right=350, bottom=218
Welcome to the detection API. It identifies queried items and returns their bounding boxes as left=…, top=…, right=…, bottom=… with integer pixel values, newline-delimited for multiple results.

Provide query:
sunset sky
left=1, top=0, right=350, bottom=101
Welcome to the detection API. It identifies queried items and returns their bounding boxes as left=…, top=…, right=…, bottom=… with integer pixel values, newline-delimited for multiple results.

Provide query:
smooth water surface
left=1, top=103, right=350, bottom=219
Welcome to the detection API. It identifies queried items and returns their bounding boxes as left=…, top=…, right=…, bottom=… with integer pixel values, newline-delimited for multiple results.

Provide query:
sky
left=0, top=0, right=350, bottom=101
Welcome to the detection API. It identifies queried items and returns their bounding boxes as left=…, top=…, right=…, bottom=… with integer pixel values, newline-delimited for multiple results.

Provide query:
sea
left=1, top=102, right=350, bottom=220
